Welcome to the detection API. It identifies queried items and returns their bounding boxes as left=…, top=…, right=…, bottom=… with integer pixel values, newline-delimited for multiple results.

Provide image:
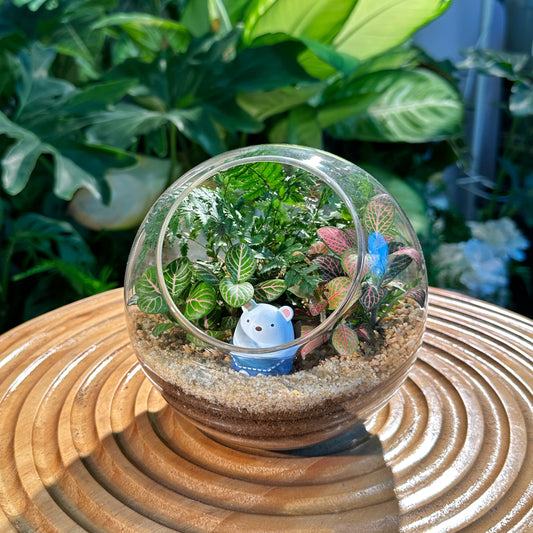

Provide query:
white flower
left=459, top=239, right=508, bottom=297
left=468, top=217, right=529, bottom=261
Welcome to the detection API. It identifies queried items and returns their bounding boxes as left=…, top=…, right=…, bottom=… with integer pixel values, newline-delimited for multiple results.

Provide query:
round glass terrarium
left=124, top=144, right=428, bottom=451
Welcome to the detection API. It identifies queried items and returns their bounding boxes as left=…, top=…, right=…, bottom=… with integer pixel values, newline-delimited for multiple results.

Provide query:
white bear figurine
left=231, top=300, right=298, bottom=376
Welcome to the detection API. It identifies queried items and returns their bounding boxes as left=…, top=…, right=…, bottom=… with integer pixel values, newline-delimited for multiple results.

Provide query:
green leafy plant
left=0, top=0, right=461, bottom=333
left=132, top=161, right=342, bottom=339
left=132, top=162, right=426, bottom=363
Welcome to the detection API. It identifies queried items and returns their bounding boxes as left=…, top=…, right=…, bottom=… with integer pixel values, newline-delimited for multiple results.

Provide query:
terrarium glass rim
left=155, top=143, right=366, bottom=356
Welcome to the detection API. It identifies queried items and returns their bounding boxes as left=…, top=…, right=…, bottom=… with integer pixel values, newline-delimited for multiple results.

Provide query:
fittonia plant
left=132, top=242, right=294, bottom=341
left=304, top=193, right=426, bottom=356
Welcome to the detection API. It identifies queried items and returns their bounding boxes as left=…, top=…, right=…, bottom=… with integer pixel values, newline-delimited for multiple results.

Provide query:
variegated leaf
left=300, top=324, right=329, bottom=358
left=308, top=298, right=327, bottom=316
left=392, top=246, right=423, bottom=267
left=317, top=227, right=355, bottom=256
left=152, top=322, right=176, bottom=337
left=364, top=194, right=395, bottom=234
left=327, top=276, right=352, bottom=310
left=332, top=323, right=359, bottom=356
left=301, top=336, right=329, bottom=358
left=221, top=315, right=238, bottom=331
left=307, top=241, right=329, bottom=256
left=226, top=244, right=256, bottom=283
left=382, top=254, right=412, bottom=284
left=219, top=277, right=254, bottom=308
left=403, top=287, right=426, bottom=307
left=184, top=282, right=217, bottom=320
left=254, top=279, right=287, bottom=302
left=356, top=324, right=372, bottom=342
left=193, top=263, right=219, bottom=285
left=342, top=247, right=359, bottom=279
left=202, top=308, right=221, bottom=331
left=164, top=257, right=192, bottom=300
left=360, top=284, right=383, bottom=311
left=314, top=255, right=343, bottom=281
left=135, top=266, right=169, bottom=314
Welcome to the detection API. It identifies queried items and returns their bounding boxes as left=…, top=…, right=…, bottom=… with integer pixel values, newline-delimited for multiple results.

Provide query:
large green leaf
left=68, top=155, right=170, bottom=230
left=243, top=0, right=357, bottom=46
left=319, top=69, right=463, bottom=142
left=0, top=112, right=132, bottom=200
left=332, top=0, right=451, bottom=61
left=93, top=13, right=191, bottom=59
left=237, top=84, right=323, bottom=122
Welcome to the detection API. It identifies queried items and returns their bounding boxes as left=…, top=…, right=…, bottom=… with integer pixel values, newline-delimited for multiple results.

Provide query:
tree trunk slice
left=0, top=288, right=532, bottom=532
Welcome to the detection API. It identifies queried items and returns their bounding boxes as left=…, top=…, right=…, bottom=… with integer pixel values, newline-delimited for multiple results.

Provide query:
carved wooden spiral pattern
left=0, top=288, right=532, bottom=531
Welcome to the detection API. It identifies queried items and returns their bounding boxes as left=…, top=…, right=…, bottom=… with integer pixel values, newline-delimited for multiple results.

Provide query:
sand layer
left=130, top=301, right=425, bottom=419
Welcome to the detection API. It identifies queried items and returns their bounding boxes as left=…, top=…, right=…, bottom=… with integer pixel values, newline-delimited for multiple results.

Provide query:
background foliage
left=0, top=0, right=466, bottom=333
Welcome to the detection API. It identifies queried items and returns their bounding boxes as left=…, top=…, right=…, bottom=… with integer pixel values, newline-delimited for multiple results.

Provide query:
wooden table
left=0, top=287, right=532, bottom=532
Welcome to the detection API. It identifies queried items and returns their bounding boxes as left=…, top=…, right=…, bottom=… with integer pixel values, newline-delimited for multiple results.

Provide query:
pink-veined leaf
left=332, top=323, right=359, bottom=356
left=317, top=226, right=356, bottom=256
left=135, top=266, right=169, bottom=314
left=254, top=279, right=286, bottom=302
left=307, top=241, right=329, bottom=255
left=403, top=287, right=426, bottom=307
left=327, top=276, right=351, bottom=310
left=308, top=298, right=327, bottom=316
left=226, top=243, right=256, bottom=282
left=152, top=322, right=176, bottom=337
left=356, top=324, right=372, bottom=342
left=184, top=282, right=217, bottom=320
left=314, top=255, right=343, bottom=281
left=221, top=315, right=238, bottom=331
left=392, top=246, right=423, bottom=267
left=164, top=257, right=192, bottom=300
left=364, top=194, right=395, bottom=234
left=342, top=247, right=359, bottom=279
left=360, top=284, right=384, bottom=311
left=300, top=324, right=329, bottom=358
left=219, top=277, right=254, bottom=308
left=382, top=254, right=412, bottom=284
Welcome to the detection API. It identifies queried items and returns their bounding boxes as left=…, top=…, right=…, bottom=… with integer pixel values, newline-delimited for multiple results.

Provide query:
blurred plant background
left=0, top=0, right=530, bottom=334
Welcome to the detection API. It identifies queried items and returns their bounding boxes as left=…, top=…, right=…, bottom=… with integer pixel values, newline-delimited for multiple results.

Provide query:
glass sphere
left=124, top=144, right=428, bottom=451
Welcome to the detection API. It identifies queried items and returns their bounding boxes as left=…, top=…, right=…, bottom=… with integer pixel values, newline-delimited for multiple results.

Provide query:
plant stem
left=485, top=116, right=520, bottom=220
left=168, top=123, right=179, bottom=187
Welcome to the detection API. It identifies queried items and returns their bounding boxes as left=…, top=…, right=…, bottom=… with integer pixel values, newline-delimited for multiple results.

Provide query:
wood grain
left=0, top=288, right=532, bottom=531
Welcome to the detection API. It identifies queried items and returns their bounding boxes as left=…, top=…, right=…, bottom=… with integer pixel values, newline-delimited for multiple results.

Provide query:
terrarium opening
left=151, top=154, right=365, bottom=374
